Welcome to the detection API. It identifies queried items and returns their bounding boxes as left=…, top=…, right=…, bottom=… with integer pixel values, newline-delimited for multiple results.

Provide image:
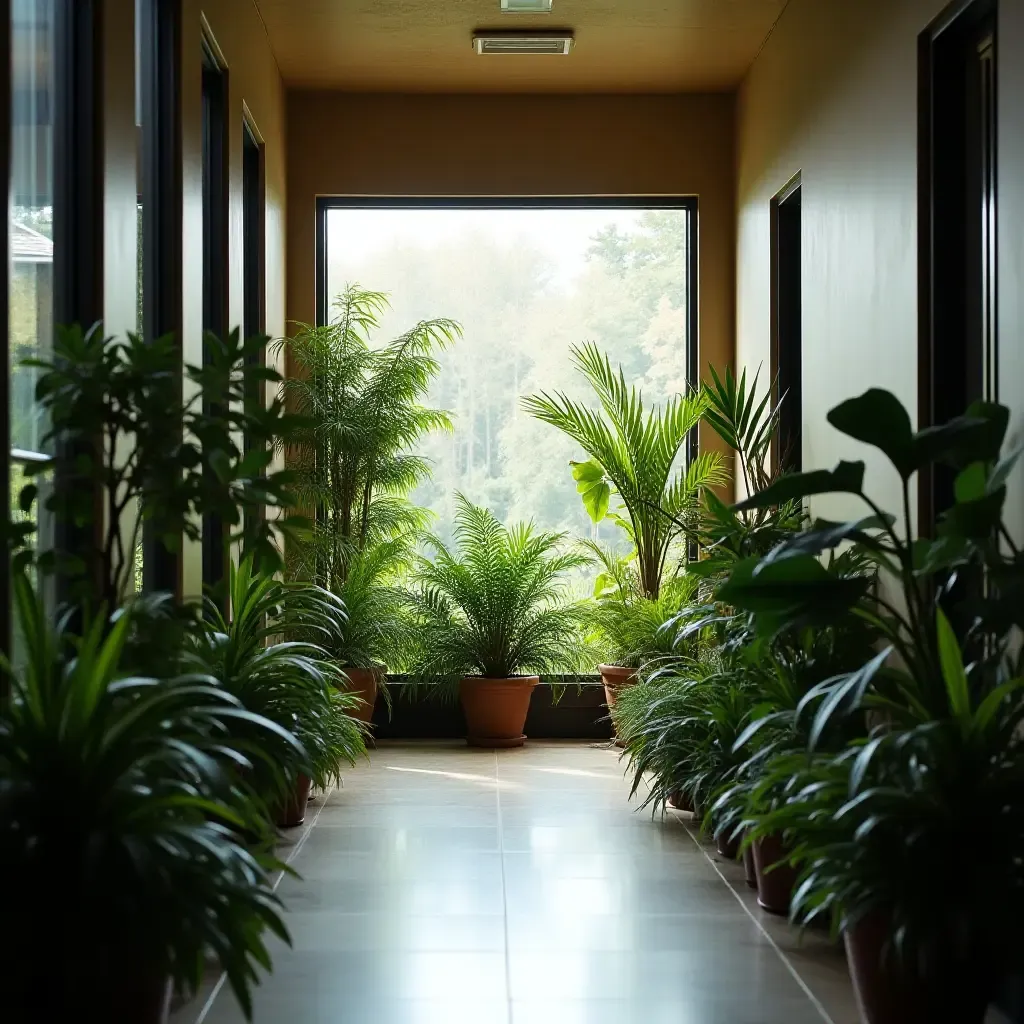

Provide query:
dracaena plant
left=0, top=570, right=291, bottom=1020
left=523, top=342, right=725, bottom=601
left=407, top=495, right=592, bottom=697
left=14, top=323, right=305, bottom=611
left=712, top=387, right=1024, bottom=1016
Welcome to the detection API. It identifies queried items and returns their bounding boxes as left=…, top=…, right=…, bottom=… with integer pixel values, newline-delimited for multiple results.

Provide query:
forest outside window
left=319, top=200, right=697, bottom=566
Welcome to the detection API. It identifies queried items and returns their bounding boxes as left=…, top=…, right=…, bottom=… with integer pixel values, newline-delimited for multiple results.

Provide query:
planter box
left=370, top=678, right=613, bottom=741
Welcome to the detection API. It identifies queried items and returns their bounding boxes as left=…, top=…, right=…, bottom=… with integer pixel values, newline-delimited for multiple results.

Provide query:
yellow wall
left=736, top=0, right=951, bottom=517
left=285, top=91, right=737, bottom=463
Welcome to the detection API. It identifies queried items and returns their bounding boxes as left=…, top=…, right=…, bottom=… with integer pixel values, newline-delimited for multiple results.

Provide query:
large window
left=320, top=200, right=697, bottom=549
left=9, top=0, right=55, bottom=576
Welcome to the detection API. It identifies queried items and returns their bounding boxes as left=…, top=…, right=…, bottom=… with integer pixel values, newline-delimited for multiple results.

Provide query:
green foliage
left=14, top=323, right=303, bottom=608
left=407, top=495, right=592, bottom=696
left=0, top=571, right=289, bottom=1018
left=277, top=286, right=460, bottom=589
left=186, top=557, right=366, bottom=795
left=585, top=541, right=700, bottom=669
left=320, top=538, right=418, bottom=674
left=712, top=386, right=1024, bottom=996
left=524, top=342, right=724, bottom=600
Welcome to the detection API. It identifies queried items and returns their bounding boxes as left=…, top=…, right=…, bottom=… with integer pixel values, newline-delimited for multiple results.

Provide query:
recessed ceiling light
left=501, top=0, right=554, bottom=12
left=473, top=30, right=573, bottom=55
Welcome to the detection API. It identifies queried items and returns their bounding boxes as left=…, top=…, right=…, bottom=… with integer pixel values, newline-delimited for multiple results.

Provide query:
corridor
left=183, top=741, right=857, bottom=1024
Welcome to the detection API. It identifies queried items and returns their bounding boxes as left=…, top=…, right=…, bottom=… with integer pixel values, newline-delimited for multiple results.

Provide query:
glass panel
left=10, top=0, right=55, bottom=456
left=324, top=207, right=691, bottom=562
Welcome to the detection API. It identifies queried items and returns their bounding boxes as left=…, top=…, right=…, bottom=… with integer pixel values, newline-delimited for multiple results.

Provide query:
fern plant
left=276, top=286, right=461, bottom=590
left=408, top=495, right=592, bottom=697
left=523, top=342, right=725, bottom=601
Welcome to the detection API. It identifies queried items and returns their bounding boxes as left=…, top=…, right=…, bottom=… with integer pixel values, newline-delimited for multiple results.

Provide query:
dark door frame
left=918, top=0, right=998, bottom=534
left=770, top=172, right=802, bottom=475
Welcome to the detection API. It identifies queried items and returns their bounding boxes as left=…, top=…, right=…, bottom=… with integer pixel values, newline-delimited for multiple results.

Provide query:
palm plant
left=408, top=495, right=592, bottom=697
left=187, top=557, right=366, bottom=800
left=523, top=342, right=724, bottom=601
left=0, top=571, right=290, bottom=1020
left=276, top=286, right=461, bottom=590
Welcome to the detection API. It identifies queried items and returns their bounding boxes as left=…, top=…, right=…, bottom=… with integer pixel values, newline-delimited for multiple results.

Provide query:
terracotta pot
left=716, top=829, right=740, bottom=860
left=599, top=664, right=639, bottom=747
left=666, top=790, right=693, bottom=813
left=278, top=774, right=311, bottom=828
left=339, top=665, right=380, bottom=725
left=752, top=833, right=798, bottom=915
left=460, top=676, right=538, bottom=748
left=742, top=840, right=757, bottom=888
left=845, top=912, right=991, bottom=1024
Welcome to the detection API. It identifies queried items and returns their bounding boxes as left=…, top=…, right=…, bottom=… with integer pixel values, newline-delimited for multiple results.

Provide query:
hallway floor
left=179, top=741, right=859, bottom=1024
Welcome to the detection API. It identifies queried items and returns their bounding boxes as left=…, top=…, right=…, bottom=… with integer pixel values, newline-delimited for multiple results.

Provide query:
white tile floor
left=172, top=741, right=860, bottom=1024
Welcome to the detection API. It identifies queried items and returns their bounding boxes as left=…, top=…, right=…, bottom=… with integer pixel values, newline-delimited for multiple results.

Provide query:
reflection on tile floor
left=171, top=741, right=858, bottom=1024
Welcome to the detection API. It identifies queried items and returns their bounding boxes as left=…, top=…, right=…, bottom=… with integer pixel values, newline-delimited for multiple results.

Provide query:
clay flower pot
left=742, top=839, right=758, bottom=888
left=752, top=833, right=798, bottom=915
left=278, top=774, right=312, bottom=828
left=339, top=665, right=381, bottom=725
left=599, top=664, right=639, bottom=746
left=666, top=790, right=694, bottom=813
left=716, top=828, right=740, bottom=860
left=460, top=676, right=539, bottom=748
left=845, top=912, right=991, bottom=1024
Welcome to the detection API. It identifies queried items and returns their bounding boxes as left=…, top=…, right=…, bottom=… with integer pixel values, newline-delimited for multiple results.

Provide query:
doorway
left=919, top=0, right=997, bottom=530
left=771, top=176, right=802, bottom=474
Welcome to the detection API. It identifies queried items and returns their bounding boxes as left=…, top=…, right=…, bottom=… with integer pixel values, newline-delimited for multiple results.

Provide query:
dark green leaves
left=717, top=554, right=871, bottom=636
left=733, top=461, right=865, bottom=511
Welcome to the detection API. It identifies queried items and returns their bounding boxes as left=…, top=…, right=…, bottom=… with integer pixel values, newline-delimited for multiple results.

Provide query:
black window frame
left=138, top=0, right=182, bottom=595
left=200, top=34, right=228, bottom=598
left=315, top=194, right=700, bottom=460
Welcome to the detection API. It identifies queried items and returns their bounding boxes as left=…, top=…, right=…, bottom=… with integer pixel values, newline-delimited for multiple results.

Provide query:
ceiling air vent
left=473, top=31, right=574, bottom=55
left=501, top=0, right=554, bottom=11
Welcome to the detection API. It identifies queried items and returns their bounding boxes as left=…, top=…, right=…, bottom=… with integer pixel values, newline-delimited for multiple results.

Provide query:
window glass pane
left=324, top=207, right=691, bottom=567
left=10, top=0, right=54, bottom=456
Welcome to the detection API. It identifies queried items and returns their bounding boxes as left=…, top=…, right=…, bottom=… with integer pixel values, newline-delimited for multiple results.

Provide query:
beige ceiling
left=253, top=0, right=788, bottom=92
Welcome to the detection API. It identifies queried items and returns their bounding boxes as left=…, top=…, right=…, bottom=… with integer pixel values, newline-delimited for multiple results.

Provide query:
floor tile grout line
left=677, top=818, right=838, bottom=1024
left=495, top=750, right=513, bottom=1024
left=192, top=786, right=333, bottom=1024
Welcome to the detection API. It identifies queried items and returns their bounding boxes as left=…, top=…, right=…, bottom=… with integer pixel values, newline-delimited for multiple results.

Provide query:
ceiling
left=254, top=0, right=789, bottom=93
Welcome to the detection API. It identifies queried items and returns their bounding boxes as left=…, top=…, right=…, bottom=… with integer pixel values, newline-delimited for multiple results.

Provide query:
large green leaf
left=733, top=461, right=865, bottom=512
left=827, top=390, right=914, bottom=476
left=717, top=554, right=870, bottom=635
left=761, top=514, right=893, bottom=562
left=935, top=607, right=969, bottom=723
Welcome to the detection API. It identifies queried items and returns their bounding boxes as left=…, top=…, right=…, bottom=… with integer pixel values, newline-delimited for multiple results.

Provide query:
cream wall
left=285, top=91, right=736, bottom=466
left=736, top=0, right=952, bottom=517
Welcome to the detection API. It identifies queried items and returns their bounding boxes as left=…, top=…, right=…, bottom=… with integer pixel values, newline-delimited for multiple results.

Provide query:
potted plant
left=277, top=286, right=460, bottom=720
left=187, top=556, right=367, bottom=827
left=0, top=572, right=290, bottom=1022
left=523, top=343, right=722, bottom=705
left=721, top=388, right=1024, bottom=1021
left=408, top=495, right=590, bottom=747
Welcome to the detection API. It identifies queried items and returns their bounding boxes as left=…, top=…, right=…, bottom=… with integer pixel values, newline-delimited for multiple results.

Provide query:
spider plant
left=277, top=286, right=461, bottom=590
left=0, top=570, right=290, bottom=1020
left=523, top=342, right=725, bottom=602
left=407, top=494, right=592, bottom=697
left=187, top=556, right=366, bottom=801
